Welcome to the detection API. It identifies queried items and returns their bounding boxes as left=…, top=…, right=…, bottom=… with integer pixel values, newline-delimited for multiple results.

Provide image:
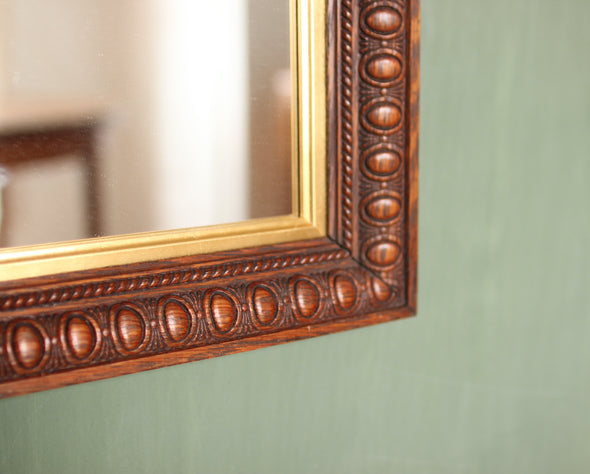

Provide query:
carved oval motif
left=366, top=103, right=402, bottom=130
left=371, top=277, right=393, bottom=303
left=252, top=286, right=279, bottom=326
left=366, top=55, right=402, bottom=82
left=364, top=149, right=402, bottom=179
left=366, top=240, right=401, bottom=267
left=163, top=300, right=191, bottom=342
left=116, top=308, right=145, bottom=351
left=12, top=323, right=45, bottom=369
left=294, top=279, right=320, bottom=319
left=333, top=274, right=357, bottom=312
left=210, top=292, right=238, bottom=333
left=365, top=195, right=401, bottom=222
left=365, top=7, right=403, bottom=36
left=361, top=143, right=402, bottom=181
left=66, top=316, right=96, bottom=360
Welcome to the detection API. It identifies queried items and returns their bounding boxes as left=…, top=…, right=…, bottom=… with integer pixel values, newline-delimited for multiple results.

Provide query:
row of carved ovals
left=359, top=1, right=405, bottom=136
left=358, top=1, right=406, bottom=273
left=2, top=271, right=394, bottom=375
left=359, top=0, right=406, bottom=174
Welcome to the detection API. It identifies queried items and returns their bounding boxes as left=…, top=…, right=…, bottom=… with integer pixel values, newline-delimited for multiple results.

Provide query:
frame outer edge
left=406, top=0, right=420, bottom=313
left=0, top=303, right=415, bottom=399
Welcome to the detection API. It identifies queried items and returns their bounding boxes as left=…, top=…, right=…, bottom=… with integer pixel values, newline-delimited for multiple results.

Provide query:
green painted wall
left=1, top=1, right=589, bottom=472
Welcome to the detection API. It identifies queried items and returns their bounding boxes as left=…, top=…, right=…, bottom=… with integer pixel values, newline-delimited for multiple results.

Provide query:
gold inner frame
left=0, top=0, right=326, bottom=282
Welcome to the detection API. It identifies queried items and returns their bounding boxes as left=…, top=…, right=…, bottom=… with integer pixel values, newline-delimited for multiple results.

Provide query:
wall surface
left=1, top=0, right=590, bottom=472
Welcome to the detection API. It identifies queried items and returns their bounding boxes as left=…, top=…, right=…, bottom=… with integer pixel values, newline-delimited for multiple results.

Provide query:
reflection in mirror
left=0, top=0, right=292, bottom=248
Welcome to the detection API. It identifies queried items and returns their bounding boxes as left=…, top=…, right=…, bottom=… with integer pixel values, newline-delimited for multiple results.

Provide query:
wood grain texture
left=331, top=0, right=418, bottom=290
left=0, top=0, right=419, bottom=398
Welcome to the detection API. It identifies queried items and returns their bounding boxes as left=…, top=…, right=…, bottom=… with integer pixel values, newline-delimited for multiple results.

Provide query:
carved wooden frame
left=0, top=0, right=419, bottom=398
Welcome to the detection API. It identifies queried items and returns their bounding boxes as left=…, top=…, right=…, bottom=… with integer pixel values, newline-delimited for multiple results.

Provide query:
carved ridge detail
left=0, top=247, right=350, bottom=313
left=340, top=0, right=355, bottom=250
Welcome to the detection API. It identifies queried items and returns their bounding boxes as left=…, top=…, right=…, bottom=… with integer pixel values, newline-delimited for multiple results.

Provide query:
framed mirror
left=0, top=0, right=419, bottom=398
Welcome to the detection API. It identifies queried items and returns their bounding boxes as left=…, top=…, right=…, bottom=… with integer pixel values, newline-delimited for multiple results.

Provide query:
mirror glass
left=0, top=0, right=292, bottom=248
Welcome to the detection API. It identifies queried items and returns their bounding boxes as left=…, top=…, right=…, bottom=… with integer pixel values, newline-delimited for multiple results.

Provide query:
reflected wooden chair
left=0, top=99, right=104, bottom=242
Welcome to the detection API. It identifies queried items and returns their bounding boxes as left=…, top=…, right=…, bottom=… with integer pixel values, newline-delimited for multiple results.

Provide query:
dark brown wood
left=0, top=0, right=419, bottom=398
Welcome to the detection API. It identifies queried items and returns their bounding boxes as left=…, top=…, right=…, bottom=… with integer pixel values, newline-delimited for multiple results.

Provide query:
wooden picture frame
left=0, top=0, right=419, bottom=398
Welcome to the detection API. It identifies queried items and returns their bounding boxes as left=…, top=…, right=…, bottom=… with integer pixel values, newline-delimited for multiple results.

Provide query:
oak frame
left=0, top=0, right=419, bottom=398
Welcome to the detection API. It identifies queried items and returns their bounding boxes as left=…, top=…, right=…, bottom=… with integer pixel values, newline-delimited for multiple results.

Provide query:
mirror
left=0, top=0, right=420, bottom=398
left=0, top=0, right=293, bottom=248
